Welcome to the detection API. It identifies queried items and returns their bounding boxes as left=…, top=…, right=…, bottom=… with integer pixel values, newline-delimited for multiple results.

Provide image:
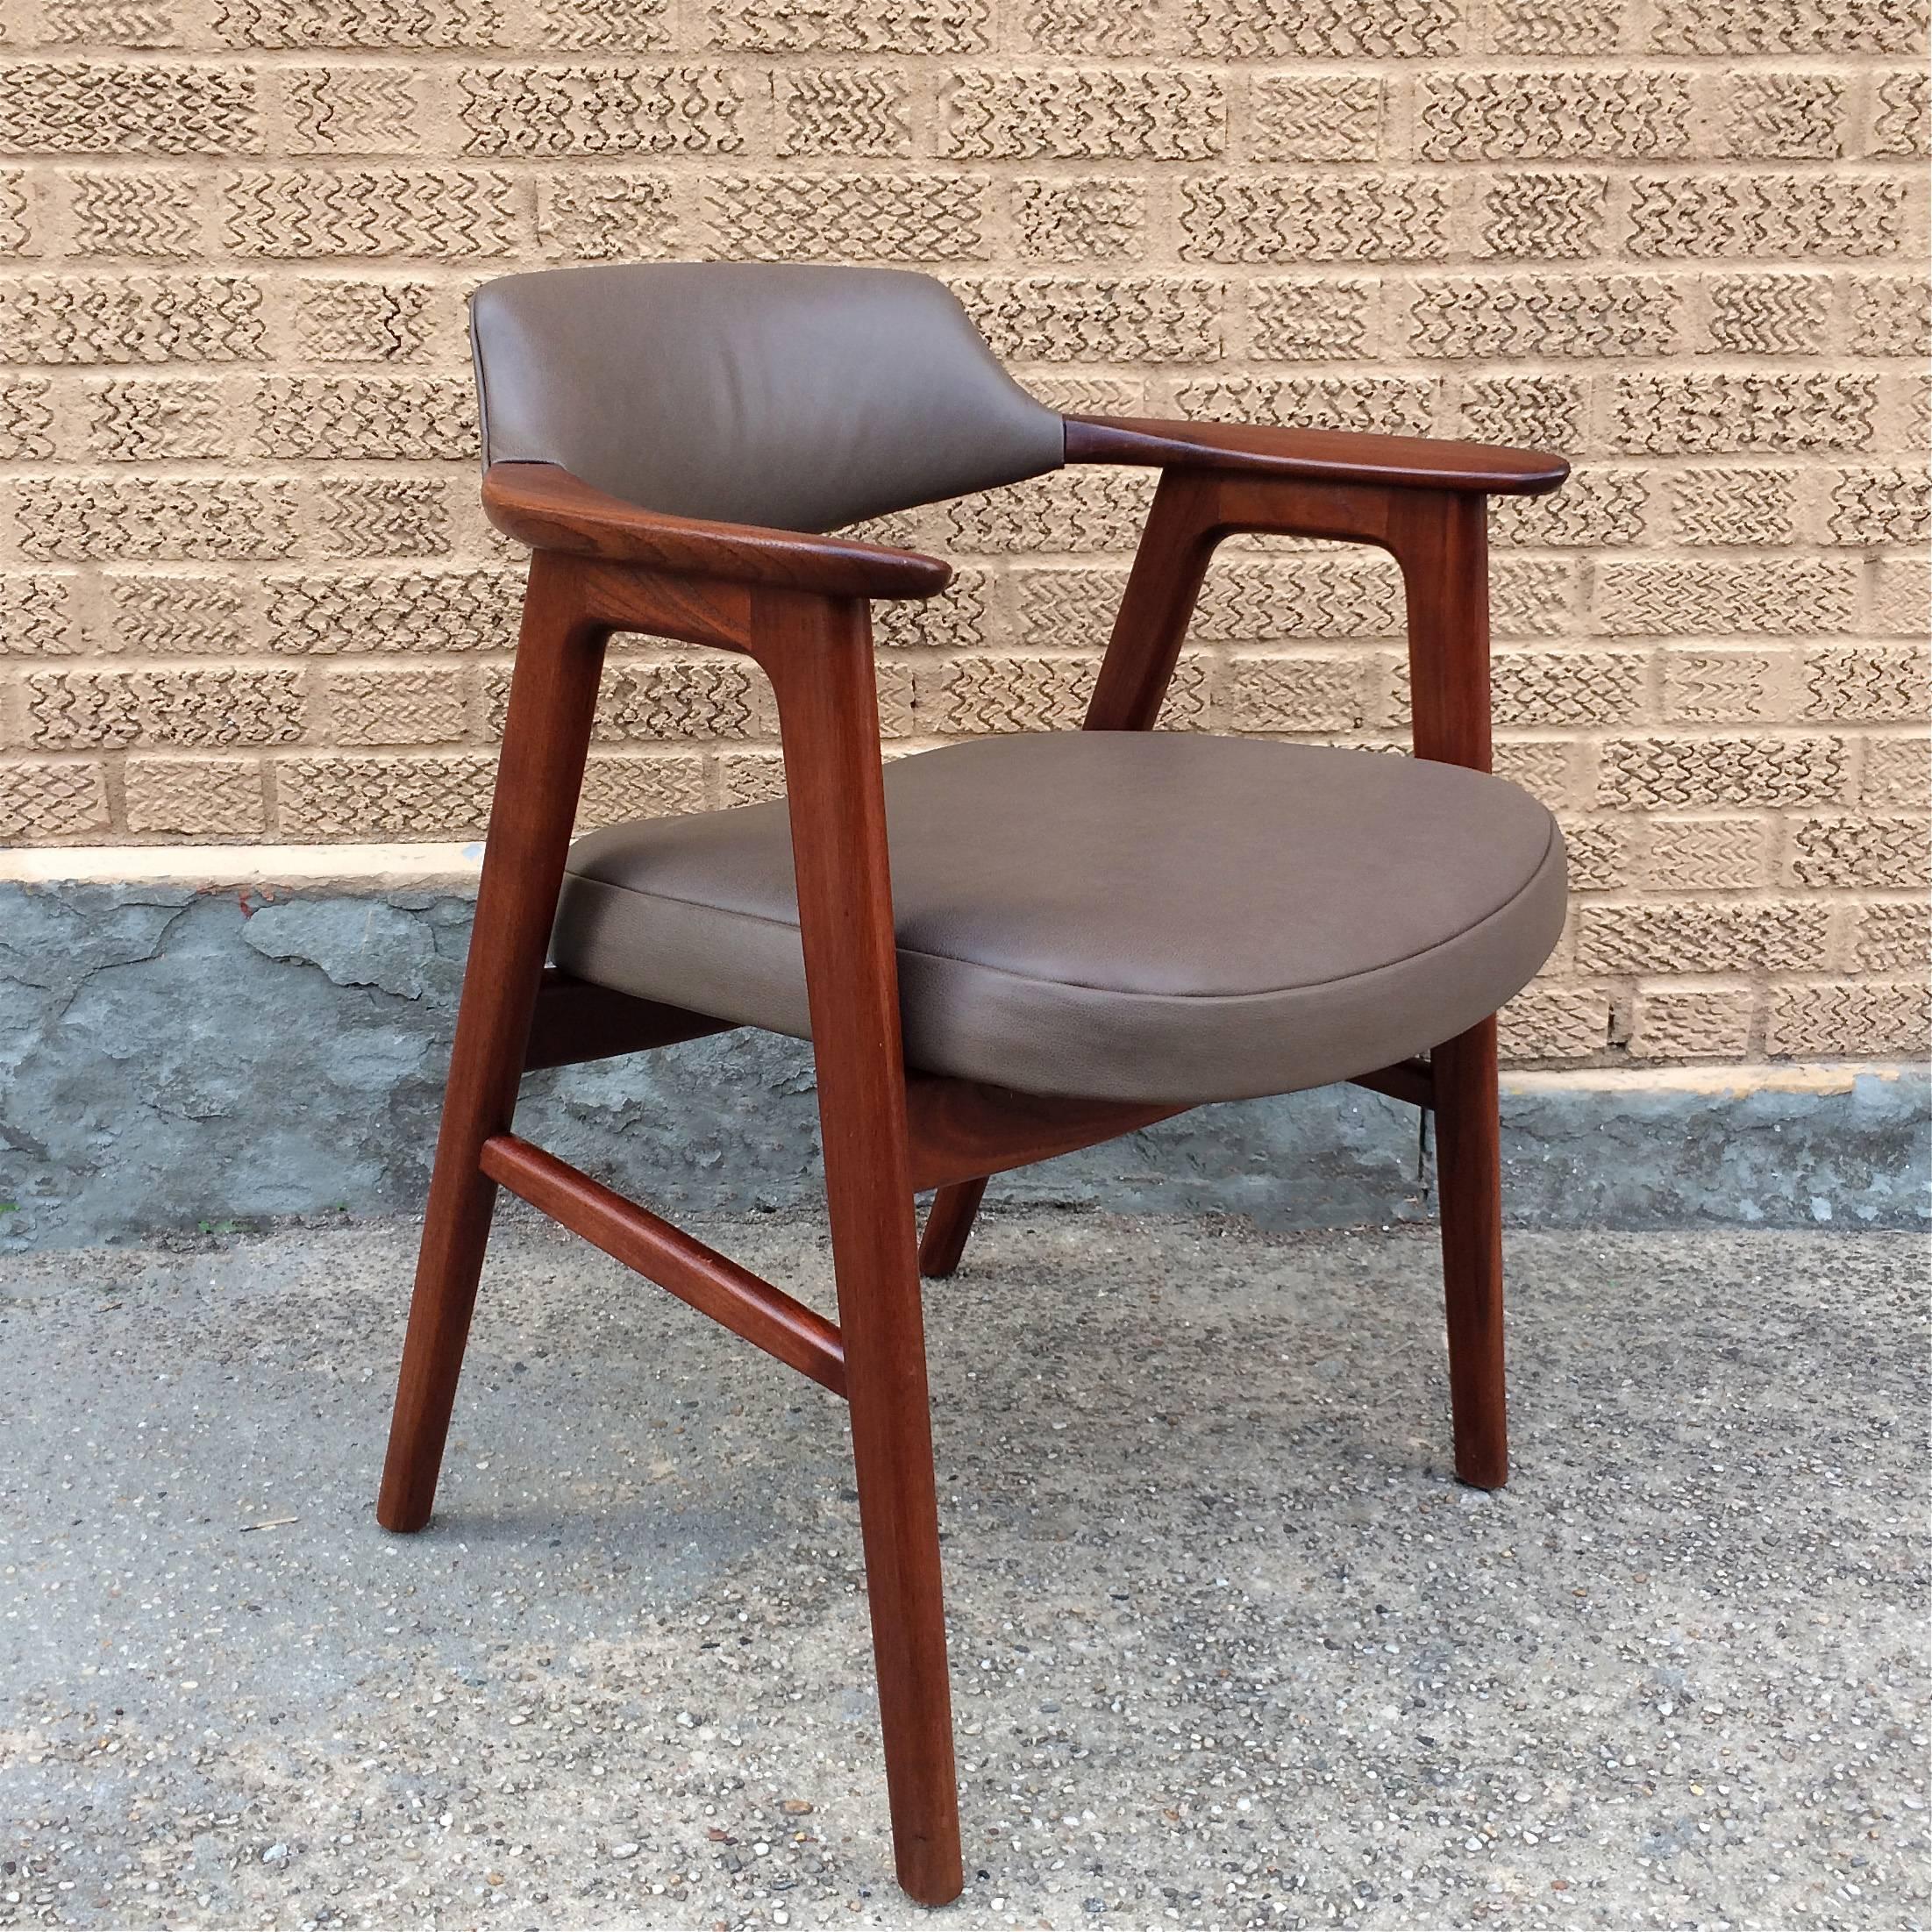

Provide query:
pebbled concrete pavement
left=1, top=1212, right=1926, bottom=1929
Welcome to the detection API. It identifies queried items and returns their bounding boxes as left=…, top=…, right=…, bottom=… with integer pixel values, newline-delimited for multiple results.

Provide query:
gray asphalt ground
left=1, top=1211, right=1925, bottom=1932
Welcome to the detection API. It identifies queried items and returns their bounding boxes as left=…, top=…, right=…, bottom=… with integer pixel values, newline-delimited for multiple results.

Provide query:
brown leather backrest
left=469, top=263, right=1067, bottom=535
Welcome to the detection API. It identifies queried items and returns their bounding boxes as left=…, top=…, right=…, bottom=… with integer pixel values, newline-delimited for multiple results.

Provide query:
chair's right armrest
left=482, top=462, right=953, bottom=602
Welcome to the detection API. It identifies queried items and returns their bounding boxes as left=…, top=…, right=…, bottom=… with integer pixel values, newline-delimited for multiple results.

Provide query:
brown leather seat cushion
left=552, top=733, right=1567, bottom=1105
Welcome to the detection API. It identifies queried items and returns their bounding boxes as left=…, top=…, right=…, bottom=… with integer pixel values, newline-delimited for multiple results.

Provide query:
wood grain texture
left=480, top=1131, right=847, bottom=1395
left=482, top=461, right=952, bottom=599
left=377, top=550, right=609, bottom=1536
left=524, top=968, right=732, bottom=1073
left=1064, top=413, right=1569, bottom=495
left=906, top=1074, right=1186, bottom=1194
left=752, top=585, right=963, bottom=1907
left=917, top=1177, right=988, bottom=1280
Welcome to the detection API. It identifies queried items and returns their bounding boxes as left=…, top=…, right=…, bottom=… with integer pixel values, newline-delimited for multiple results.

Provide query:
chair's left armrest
left=1064, top=415, right=1569, bottom=498
left=482, top=461, right=954, bottom=601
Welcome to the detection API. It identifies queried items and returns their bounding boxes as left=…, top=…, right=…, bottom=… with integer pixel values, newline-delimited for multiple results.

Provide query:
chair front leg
left=756, top=587, right=963, bottom=1907
left=378, top=553, right=610, bottom=1533
left=1385, top=490, right=1508, bottom=1488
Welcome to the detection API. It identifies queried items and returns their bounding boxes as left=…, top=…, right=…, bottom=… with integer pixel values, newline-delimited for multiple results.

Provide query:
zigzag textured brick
left=0, top=761, right=109, bottom=839
left=1611, top=373, right=1877, bottom=453
left=1764, top=983, right=1928, bottom=1058
left=125, top=757, right=265, bottom=835
left=1850, top=276, right=1931, bottom=358
left=1870, top=560, right=1929, bottom=637
left=1492, top=651, right=1644, bottom=726
left=1629, top=989, right=1754, bottom=1060
left=1016, top=374, right=1143, bottom=416
left=1407, top=274, right=1678, bottom=358
left=1013, top=180, right=1145, bottom=262
left=274, top=753, right=497, bottom=838
left=1415, top=71, right=1690, bottom=160
left=1802, top=648, right=1928, bottom=723
left=0, top=171, right=27, bottom=254
left=1824, top=467, right=1929, bottom=547
left=537, top=173, right=674, bottom=260
left=1498, top=989, right=1608, bottom=1063
left=41, top=0, right=182, bottom=42
left=1226, top=654, right=1366, bottom=731
left=0, top=574, right=78, bottom=655
left=458, top=66, right=740, bottom=154
left=1661, top=651, right=1778, bottom=722
left=1649, top=0, right=1926, bottom=53
left=953, top=275, right=1221, bottom=362
left=329, top=667, right=470, bottom=745
left=939, top=655, right=1094, bottom=733
left=1194, top=558, right=1403, bottom=640
left=1022, top=0, right=1148, bottom=52
left=17, top=476, right=296, bottom=559
left=318, top=477, right=452, bottom=558
left=1859, top=737, right=1928, bottom=808
left=214, top=0, right=508, bottom=47
left=1640, top=818, right=1767, bottom=890
left=249, top=375, right=473, bottom=460
left=1668, top=467, right=1798, bottom=546
left=1869, top=68, right=1929, bottom=155
left=294, top=278, right=438, bottom=360
left=1182, top=175, right=1448, bottom=263
left=1493, top=560, right=1578, bottom=635
left=1478, top=171, right=1606, bottom=258
left=1724, top=72, right=1844, bottom=158
left=85, top=377, right=226, bottom=460
left=1490, top=739, right=1574, bottom=804
left=1790, top=815, right=1928, bottom=890
left=1486, top=0, right=1618, bottom=51
left=0, top=62, right=260, bottom=156
left=26, top=666, right=305, bottom=747
left=1597, top=735, right=1845, bottom=809
left=1557, top=818, right=1632, bottom=890
left=1627, top=175, right=1903, bottom=259
left=1187, top=0, right=1464, bottom=57
left=717, top=752, right=787, bottom=806
left=0, top=274, right=263, bottom=362
left=540, top=0, right=671, bottom=48
left=1014, top=567, right=1125, bottom=649
left=709, top=0, right=990, bottom=53
left=221, top=169, right=517, bottom=258
left=576, top=753, right=706, bottom=827
left=108, top=572, right=248, bottom=653
left=1577, top=902, right=1830, bottom=974
left=945, top=69, right=1223, bottom=160
left=710, top=175, right=986, bottom=261
left=1175, top=374, right=1435, bottom=436
left=265, top=567, right=523, bottom=654
left=1251, top=76, right=1382, bottom=161
left=1599, top=559, right=1857, bottom=636
left=281, top=67, right=421, bottom=153
left=1490, top=467, right=1648, bottom=548
left=1853, top=902, right=1930, bottom=972
left=873, top=566, right=992, bottom=652
left=66, top=170, right=202, bottom=257
left=1250, top=280, right=1376, bottom=360
left=590, top=659, right=760, bottom=742
left=0, top=375, right=53, bottom=457
left=1703, top=273, right=1830, bottom=353
left=937, top=468, right=1154, bottom=553
left=1455, top=374, right=1581, bottom=450
left=776, top=69, right=909, bottom=156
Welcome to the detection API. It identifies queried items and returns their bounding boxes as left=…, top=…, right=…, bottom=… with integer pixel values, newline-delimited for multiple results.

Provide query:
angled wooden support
left=524, top=968, right=734, bottom=1073
left=481, top=1132, right=847, bottom=1395
left=1350, top=1059, right=1436, bottom=1111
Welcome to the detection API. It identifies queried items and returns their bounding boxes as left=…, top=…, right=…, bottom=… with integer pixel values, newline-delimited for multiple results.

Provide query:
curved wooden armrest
left=482, top=461, right=953, bottom=600
left=1063, top=415, right=1569, bottom=498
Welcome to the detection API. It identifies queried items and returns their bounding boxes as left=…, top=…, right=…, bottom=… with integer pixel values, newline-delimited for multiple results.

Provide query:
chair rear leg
left=918, top=1176, right=987, bottom=1279
left=378, top=555, right=608, bottom=1534
left=1431, top=1014, right=1507, bottom=1489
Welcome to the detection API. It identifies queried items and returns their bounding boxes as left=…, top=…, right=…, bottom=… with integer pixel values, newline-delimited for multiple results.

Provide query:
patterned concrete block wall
left=0, top=0, right=1927, bottom=1066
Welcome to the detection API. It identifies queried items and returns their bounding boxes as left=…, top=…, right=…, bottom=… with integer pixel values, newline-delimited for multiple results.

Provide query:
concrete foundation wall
left=2, top=876, right=1923, bottom=1252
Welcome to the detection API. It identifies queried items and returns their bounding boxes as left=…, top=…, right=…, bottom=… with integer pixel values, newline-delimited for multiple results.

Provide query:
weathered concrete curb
left=2, top=878, right=1926, bottom=1251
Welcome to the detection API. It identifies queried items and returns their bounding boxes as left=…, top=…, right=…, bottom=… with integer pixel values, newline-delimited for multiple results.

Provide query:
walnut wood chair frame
left=376, top=411, right=1566, bottom=1907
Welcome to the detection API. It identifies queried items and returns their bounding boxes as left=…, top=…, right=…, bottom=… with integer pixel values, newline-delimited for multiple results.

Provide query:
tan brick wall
left=0, top=0, right=1927, bottom=1066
